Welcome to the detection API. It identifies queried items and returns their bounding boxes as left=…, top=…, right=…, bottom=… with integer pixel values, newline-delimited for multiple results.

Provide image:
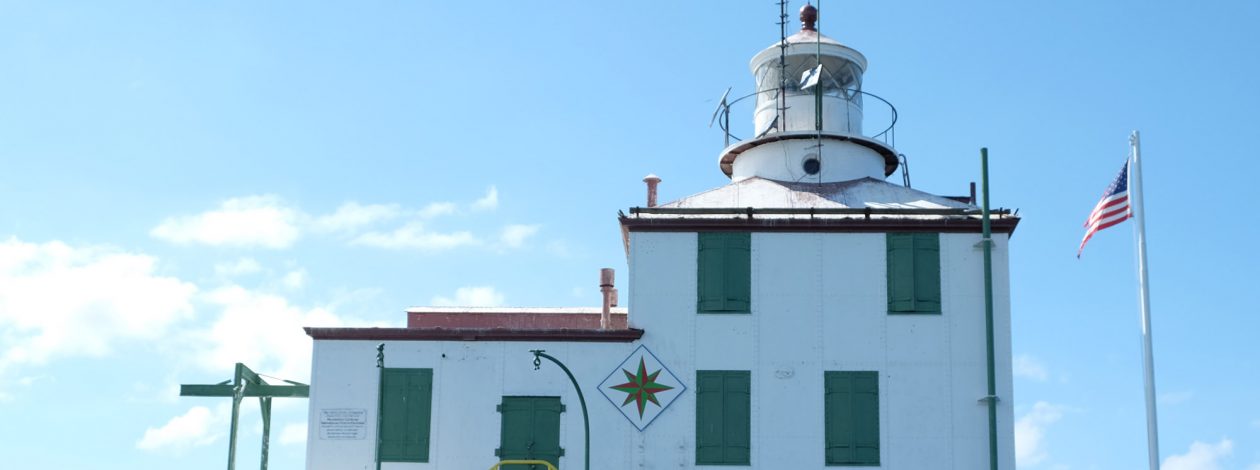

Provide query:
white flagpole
left=1130, top=130, right=1161, bottom=469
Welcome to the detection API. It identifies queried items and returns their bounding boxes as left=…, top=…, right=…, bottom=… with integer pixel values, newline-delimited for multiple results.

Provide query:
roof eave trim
left=618, top=216, right=1021, bottom=235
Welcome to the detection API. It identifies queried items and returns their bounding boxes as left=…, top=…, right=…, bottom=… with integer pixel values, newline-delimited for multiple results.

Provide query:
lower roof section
left=304, top=327, right=645, bottom=343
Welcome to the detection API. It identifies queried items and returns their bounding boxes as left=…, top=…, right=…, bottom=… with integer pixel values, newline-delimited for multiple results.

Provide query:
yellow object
left=488, top=460, right=559, bottom=470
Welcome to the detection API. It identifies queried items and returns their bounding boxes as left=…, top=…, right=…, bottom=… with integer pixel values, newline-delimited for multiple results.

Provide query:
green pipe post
left=980, top=148, right=999, bottom=470
left=531, top=350, right=590, bottom=470
left=259, top=397, right=272, bottom=470
left=227, top=385, right=241, bottom=470
left=375, top=344, right=385, bottom=470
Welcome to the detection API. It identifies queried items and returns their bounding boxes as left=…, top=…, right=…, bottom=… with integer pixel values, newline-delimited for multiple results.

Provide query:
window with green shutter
left=886, top=232, right=941, bottom=314
left=698, top=232, right=751, bottom=313
left=496, top=396, right=565, bottom=470
left=377, top=368, right=434, bottom=462
left=824, top=371, right=880, bottom=466
left=696, top=370, right=751, bottom=465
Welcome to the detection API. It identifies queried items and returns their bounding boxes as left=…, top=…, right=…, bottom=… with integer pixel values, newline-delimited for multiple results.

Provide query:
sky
left=1, top=1, right=1258, bottom=469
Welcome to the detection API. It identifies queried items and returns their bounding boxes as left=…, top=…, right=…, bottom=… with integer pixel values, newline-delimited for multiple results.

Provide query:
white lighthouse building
left=303, top=5, right=1020, bottom=469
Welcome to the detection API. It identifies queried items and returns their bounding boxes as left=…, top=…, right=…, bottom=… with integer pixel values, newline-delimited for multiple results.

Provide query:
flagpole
left=1130, top=130, right=1161, bottom=469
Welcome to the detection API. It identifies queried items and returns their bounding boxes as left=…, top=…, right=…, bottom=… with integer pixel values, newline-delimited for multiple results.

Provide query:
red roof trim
left=407, top=311, right=628, bottom=330
left=304, top=327, right=645, bottom=343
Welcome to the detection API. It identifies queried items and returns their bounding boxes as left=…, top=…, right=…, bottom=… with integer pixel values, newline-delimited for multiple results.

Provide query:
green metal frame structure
left=180, top=363, right=310, bottom=470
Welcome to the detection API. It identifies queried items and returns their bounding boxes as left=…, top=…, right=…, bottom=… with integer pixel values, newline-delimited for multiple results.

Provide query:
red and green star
left=609, top=357, right=675, bottom=418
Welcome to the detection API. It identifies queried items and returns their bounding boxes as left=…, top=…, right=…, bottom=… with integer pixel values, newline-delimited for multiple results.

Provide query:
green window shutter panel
left=378, top=368, right=433, bottom=462
left=886, top=234, right=917, bottom=312
left=696, top=371, right=750, bottom=465
left=852, top=373, right=880, bottom=464
left=913, top=233, right=941, bottom=313
left=723, top=372, right=751, bottom=464
left=824, top=372, right=855, bottom=464
left=698, top=233, right=726, bottom=312
left=724, top=233, right=751, bottom=312
left=887, top=233, right=942, bottom=314
left=499, top=397, right=564, bottom=470
left=695, top=372, right=725, bottom=463
left=698, top=233, right=751, bottom=313
left=824, top=371, right=880, bottom=466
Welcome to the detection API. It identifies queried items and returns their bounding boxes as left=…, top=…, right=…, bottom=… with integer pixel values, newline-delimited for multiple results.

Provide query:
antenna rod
left=815, top=1, right=823, bottom=182
left=815, top=1, right=823, bottom=132
left=778, top=0, right=789, bottom=132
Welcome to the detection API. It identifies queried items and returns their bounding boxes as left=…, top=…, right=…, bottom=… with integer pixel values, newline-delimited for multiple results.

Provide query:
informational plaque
left=319, top=408, right=367, bottom=440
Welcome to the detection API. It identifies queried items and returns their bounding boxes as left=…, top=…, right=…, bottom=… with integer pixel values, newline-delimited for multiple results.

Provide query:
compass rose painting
left=598, top=345, right=686, bottom=431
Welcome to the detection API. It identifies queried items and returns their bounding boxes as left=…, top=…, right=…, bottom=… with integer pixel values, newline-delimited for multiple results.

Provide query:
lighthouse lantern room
left=720, top=3, right=899, bottom=184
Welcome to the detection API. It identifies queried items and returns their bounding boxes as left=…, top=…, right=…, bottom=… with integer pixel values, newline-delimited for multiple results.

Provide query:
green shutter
left=852, top=373, right=880, bottom=464
left=912, top=233, right=941, bottom=313
left=825, top=371, right=879, bottom=466
left=887, top=233, right=941, bottom=314
left=498, top=397, right=564, bottom=470
left=696, top=371, right=750, bottom=465
left=725, top=234, right=751, bottom=312
left=698, top=232, right=751, bottom=313
left=378, top=368, right=433, bottom=462
left=886, top=234, right=916, bottom=312
left=698, top=233, right=727, bottom=312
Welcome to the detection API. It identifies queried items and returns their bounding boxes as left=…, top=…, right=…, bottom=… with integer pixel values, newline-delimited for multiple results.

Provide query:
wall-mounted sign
left=318, top=408, right=367, bottom=440
left=598, top=345, right=686, bottom=431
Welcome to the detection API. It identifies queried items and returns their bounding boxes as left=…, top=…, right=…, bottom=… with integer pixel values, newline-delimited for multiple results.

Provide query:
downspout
left=981, top=148, right=999, bottom=470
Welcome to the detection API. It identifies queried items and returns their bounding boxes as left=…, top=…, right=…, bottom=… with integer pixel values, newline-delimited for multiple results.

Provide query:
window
left=496, top=396, right=565, bottom=470
left=378, top=368, right=434, bottom=462
left=696, top=370, right=751, bottom=465
left=824, top=371, right=880, bottom=466
left=698, top=232, right=751, bottom=313
left=886, top=232, right=941, bottom=314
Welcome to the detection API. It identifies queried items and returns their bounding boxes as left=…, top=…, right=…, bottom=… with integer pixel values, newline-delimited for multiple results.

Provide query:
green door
left=496, top=396, right=564, bottom=470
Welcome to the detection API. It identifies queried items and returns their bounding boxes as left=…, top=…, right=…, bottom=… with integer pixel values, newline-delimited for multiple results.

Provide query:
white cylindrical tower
left=718, top=4, right=899, bottom=183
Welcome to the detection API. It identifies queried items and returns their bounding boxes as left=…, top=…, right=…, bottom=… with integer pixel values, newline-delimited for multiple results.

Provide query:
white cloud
left=1015, top=401, right=1064, bottom=467
left=17, top=375, right=43, bottom=386
left=417, top=202, right=458, bottom=219
left=151, top=195, right=301, bottom=249
left=312, top=202, right=401, bottom=233
left=195, top=285, right=344, bottom=381
left=0, top=238, right=197, bottom=371
left=136, top=405, right=224, bottom=452
left=279, top=422, right=307, bottom=446
left=472, top=186, right=498, bottom=211
left=214, top=257, right=262, bottom=277
left=1013, top=354, right=1049, bottom=382
left=431, top=286, right=505, bottom=307
left=282, top=269, right=307, bottom=289
left=499, top=224, right=540, bottom=248
left=1162, top=438, right=1233, bottom=470
left=351, top=223, right=479, bottom=251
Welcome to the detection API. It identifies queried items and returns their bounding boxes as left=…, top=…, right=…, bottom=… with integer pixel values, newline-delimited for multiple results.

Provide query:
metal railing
left=713, top=87, right=898, bottom=149
left=489, top=460, right=559, bottom=470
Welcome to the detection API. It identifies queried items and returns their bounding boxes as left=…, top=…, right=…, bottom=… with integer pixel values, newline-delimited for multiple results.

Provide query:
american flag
left=1078, top=161, right=1132, bottom=257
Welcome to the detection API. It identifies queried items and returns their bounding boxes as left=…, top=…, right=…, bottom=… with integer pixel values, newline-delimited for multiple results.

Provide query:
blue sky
left=1, top=1, right=1258, bottom=469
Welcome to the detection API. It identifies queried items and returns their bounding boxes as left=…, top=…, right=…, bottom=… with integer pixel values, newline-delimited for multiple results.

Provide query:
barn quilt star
left=609, top=357, right=675, bottom=418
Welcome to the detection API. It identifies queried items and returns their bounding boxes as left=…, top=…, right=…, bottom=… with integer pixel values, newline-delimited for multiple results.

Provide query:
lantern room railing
left=713, top=87, right=898, bottom=150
